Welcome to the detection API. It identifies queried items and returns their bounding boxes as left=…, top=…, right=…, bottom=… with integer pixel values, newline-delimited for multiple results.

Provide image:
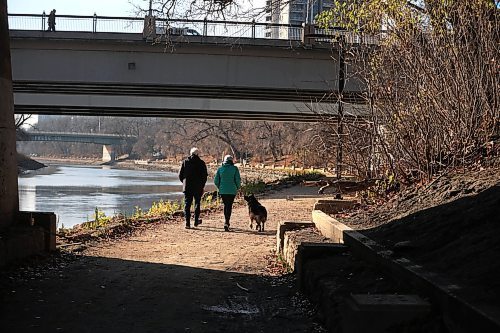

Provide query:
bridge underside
left=11, top=31, right=368, bottom=122
left=14, top=83, right=367, bottom=122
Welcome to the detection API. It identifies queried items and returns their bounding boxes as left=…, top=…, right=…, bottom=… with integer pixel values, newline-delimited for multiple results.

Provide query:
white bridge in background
left=18, top=131, right=137, bottom=162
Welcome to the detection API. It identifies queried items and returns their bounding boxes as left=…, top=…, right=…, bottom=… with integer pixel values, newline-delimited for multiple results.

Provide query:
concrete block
left=295, top=243, right=347, bottom=291
left=0, top=226, right=45, bottom=267
left=312, top=210, right=352, bottom=243
left=313, top=199, right=359, bottom=214
left=35, top=213, right=57, bottom=252
left=276, top=220, right=313, bottom=253
left=340, top=294, right=430, bottom=333
left=18, top=211, right=57, bottom=252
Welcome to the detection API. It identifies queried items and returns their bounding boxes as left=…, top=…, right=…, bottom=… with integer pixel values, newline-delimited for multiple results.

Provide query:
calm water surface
left=18, top=164, right=210, bottom=228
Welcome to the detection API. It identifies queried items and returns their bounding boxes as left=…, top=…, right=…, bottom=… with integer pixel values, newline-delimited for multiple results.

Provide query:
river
left=18, top=164, right=212, bottom=229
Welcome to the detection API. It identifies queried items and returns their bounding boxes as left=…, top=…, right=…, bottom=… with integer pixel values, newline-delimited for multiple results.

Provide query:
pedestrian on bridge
left=47, top=9, right=56, bottom=32
left=179, top=147, right=208, bottom=229
left=214, top=155, right=241, bottom=232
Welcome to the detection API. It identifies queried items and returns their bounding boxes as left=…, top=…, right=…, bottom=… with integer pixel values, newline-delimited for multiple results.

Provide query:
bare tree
left=134, top=0, right=272, bottom=20
left=188, top=119, right=245, bottom=159
left=14, top=114, right=34, bottom=129
left=315, top=0, right=500, bottom=182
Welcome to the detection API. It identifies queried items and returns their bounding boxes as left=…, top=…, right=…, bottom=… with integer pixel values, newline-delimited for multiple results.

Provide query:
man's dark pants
left=184, top=191, right=202, bottom=227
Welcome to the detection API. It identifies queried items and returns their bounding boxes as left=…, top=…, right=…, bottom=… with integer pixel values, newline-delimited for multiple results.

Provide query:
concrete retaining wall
left=308, top=207, right=500, bottom=332
left=0, top=227, right=45, bottom=267
left=0, top=211, right=57, bottom=267
left=312, top=210, right=352, bottom=243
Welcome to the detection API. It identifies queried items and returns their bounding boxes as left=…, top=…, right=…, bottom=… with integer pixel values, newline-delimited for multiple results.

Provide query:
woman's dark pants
left=220, top=194, right=236, bottom=226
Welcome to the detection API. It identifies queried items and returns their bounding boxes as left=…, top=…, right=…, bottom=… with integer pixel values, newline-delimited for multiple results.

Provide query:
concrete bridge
left=9, top=15, right=369, bottom=122
left=17, top=131, right=136, bottom=162
left=1, top=13, right=372, bottom=261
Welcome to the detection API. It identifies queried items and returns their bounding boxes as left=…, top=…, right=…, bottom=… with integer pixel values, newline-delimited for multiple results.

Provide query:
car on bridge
left=155, top=26, right=201, bottom=36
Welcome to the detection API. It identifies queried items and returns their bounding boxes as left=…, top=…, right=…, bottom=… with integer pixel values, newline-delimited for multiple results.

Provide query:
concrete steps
left=275, top=199, right=500, bottom=332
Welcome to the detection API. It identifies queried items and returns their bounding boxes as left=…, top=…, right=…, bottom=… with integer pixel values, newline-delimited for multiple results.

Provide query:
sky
left=6, top=0, right=267, bottom=17
left=7, top=0, right=146, bottom=16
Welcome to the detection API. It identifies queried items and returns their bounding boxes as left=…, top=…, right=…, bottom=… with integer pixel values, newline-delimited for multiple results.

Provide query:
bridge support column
left=0, top=2, right=19, bottom=230
left=102, top=144, right=116, bottom=163
left=301, top=23, right=316, bottom=47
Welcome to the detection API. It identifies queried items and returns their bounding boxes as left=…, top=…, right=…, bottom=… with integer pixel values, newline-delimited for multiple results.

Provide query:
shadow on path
left=1, top=255, right=320, bottom=333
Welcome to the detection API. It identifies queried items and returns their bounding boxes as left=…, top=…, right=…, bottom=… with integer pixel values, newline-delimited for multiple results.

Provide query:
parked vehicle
left=155, top=26, right=201, bottom=36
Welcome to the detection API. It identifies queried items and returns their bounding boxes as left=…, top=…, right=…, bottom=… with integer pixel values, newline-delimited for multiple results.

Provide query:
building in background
left=265, top=0, right=333, bottom=39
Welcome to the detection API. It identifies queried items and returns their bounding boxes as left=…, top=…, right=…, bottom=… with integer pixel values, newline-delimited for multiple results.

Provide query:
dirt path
left=1, top=185, right=326, bottom=333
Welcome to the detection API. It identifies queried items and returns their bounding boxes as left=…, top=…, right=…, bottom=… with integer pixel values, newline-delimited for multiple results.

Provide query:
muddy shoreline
left=29, top=156, right=302, bottom=183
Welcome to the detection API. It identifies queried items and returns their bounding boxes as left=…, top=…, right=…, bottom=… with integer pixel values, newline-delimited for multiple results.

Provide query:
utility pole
left=0, top=0, right=19, bottom=230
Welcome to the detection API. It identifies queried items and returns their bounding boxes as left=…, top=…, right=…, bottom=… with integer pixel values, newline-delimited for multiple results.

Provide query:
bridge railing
left=7, top=13, right=304, bottom=40
left=7, top=13, right=378, bottom=44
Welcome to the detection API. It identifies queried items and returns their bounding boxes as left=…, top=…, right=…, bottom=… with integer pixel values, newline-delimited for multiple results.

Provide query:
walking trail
left=1, top=185, right=326, bottom=333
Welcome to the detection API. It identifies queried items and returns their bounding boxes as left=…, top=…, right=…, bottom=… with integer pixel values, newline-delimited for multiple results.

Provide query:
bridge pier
left=0, top=2, right=19, bottom=230
left=102, top=144, right=116, bottom=163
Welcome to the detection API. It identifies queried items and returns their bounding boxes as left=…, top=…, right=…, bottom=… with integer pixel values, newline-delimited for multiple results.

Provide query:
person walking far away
left=179, top=147, right=208, bottom=229
left=47, top=9, right=56, bottom=32
left=214, top=155, right=241, bottom=232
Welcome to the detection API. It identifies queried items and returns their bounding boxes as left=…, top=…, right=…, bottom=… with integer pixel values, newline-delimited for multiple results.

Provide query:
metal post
left=0, top=0, right=19, bottom=229
left=310, top=0, right=314, bottom=24
left=42, top=10, right=46, bottom=31
left=336, top=37, right=345, bottom=180
left=203, top=18, right=208, bottom=37
left=251, top=19, right=256, bottom=39
left=93, top=12, right=97, bottom=33
left=305, top=0, right=310, bottom=24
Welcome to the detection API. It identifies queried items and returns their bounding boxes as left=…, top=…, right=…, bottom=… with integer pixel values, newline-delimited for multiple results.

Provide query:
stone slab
left=0, top=226, right=45, bottom=267
left=18, top=211, right=57, bottom=252
left=340, top=294, right=430, bottom=333
left=313, top=199, right=359, bottom=214
left=295, top=243, right=347, bottom=291
left=349, top=294, right=429, bottom=311
left=276, top=220, right=313, bottom=254
left=312, top=210, right=352, bottom=243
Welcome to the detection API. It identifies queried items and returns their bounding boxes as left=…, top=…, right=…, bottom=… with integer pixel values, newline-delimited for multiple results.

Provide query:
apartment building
left=265, top=0, right=333, bottom=39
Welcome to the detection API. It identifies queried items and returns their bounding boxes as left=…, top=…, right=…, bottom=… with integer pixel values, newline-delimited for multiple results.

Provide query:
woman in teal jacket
left=214, top=155, right=241, bottom=231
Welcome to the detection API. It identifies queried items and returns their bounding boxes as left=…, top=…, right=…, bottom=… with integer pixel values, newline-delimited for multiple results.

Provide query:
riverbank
left=32, top=156, right=311, bottom=183
left=17, top=153, right=46, bottom=174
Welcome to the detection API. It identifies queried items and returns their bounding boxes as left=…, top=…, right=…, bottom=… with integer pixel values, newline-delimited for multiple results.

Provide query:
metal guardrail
left=8, top=13, right=304, bottom=40
left=8, top=13, right=378, bottom=44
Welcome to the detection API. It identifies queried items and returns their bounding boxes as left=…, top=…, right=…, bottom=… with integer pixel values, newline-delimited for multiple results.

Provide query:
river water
left=18, top=164, right=211, bottom=229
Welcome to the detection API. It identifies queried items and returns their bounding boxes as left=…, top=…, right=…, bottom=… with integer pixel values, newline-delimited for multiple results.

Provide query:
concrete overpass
left=10, top=30, right=367, bottom=122
left=17, top=131, right=136, bottom=162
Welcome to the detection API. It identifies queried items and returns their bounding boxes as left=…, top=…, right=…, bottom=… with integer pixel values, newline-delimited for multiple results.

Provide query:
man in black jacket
left=179, top=147, right=208, bottom=229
